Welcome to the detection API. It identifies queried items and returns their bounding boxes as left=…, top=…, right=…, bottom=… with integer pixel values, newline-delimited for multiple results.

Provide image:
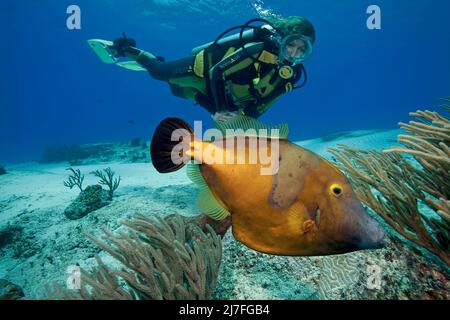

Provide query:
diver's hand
left=212, top=111, right=240, bottom=122
left=111, top=37, right=137, bottom=57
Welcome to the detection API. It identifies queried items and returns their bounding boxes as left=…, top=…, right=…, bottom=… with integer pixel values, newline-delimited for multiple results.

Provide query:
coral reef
left=0, top=279, right=24, bottom=300
left=45, top=214, right=222, bottom=300
left=0, top=222, right=40, bottom=259
left=0, top=225, right=24, bottom=257
left=0, top=226, right=18, bottom=249
left=63, top=167, right=121, bottom=220
left=0, top=165, right=6, bottom=175
left=40, top=144, right=103, bottom=164
left=214, top=230, right=447, bottom=300
left=130, top=137, right=146, bottom=148
left=39, top=141, right=149, bottom=165
left=214, top=232, right=318, bottom=300
left=317, top=254, right=360, bottom=299
left=328, top=103, right=449, bottom=266
left=313, top=237, right=450, bottom=300
left=2, top=128, right=449, bottom=300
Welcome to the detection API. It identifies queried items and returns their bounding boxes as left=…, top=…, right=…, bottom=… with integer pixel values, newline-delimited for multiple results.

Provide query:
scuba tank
left=191, top=23, right=277, bottom=55
left=192, top=18, right=308, bottom=90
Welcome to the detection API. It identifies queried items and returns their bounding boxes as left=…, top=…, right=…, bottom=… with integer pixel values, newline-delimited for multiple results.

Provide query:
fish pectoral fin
left=287, top=203, right=317, bottom=234
left=198, top=187, right=231, bottom=221
left=187, top=163, right=231, bottom=221
left=187, top=162, right=204, bottom=184
left=302, top=219, right=317, bottom=234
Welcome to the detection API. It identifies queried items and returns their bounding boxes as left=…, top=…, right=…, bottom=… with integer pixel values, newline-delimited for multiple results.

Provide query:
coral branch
left=63, top=168, right=84, bottom=192
left=328, top=103, right=450, bottom=266
left=46, top=214, right=222, bottom=300
left=91, top=167, right=121, bottom=197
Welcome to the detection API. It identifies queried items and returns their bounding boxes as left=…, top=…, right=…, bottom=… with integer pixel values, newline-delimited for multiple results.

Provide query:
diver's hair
left=267, top=16, right=316, bottom=44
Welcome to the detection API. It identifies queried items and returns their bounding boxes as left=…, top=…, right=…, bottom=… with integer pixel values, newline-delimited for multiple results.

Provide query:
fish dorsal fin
left=187, top=163, right=231, bottom=221
left=214, top=115, right=289, bottom=139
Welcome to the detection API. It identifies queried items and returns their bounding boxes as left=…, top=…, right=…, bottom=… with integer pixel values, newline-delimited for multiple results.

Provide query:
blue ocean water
left=1, top=0, right=449, bottom=164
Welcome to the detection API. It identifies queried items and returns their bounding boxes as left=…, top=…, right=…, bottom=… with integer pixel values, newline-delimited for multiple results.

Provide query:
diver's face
left=283, top=39, right=306, bottom=62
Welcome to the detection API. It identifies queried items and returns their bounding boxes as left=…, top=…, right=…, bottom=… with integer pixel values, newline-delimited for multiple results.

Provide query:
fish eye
left=330, top=183, right=343, bottom=197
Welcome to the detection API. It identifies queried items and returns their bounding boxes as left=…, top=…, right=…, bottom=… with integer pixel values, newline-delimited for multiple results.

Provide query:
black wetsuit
left=129, top=30, right=304, bottom=118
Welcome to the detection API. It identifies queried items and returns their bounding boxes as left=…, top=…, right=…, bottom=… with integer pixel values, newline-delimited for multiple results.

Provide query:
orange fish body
left=151, top=117, right=386, bottom=256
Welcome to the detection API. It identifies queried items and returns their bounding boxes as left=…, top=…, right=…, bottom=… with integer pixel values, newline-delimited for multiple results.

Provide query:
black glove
left=111, top=37, right=137, bottom=57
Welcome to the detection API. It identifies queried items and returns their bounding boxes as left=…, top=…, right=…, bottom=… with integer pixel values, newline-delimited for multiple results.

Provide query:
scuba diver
left=88, top=16, right=315, bottom=121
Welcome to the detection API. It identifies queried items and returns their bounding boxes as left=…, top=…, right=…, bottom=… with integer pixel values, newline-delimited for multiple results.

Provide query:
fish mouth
left=358, top=216, right=387, bottom=250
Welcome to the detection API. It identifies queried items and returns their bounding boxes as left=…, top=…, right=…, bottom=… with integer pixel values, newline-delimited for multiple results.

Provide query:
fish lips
left=357, top=215, right=388, bottom=250
left=333, top=199, right=388, bottom=252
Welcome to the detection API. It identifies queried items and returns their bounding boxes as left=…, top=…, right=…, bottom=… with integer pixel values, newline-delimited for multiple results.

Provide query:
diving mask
left=279, top=34, right=313, bottom=65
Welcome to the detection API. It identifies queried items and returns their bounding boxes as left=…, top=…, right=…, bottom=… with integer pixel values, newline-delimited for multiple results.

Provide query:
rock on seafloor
left=63, top=185, right=112, bottom=220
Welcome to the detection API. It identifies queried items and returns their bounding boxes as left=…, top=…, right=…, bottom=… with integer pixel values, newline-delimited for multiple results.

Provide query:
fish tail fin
left=150, top=117, right=194, bottom=173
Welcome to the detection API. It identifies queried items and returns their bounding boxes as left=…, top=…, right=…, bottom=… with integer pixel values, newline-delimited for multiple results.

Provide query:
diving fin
left=115, top=61, right=147, bottom=71
left=88, top=38, right=162, bottom=72
left=87, top=39, right=118, bottom=64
